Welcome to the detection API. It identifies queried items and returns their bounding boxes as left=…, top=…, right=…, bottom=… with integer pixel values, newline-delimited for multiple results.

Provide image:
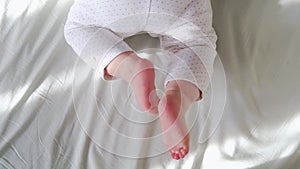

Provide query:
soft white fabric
left=64, top=0, right=217, bottom=94
left=1, top=0, right=300, bottom=168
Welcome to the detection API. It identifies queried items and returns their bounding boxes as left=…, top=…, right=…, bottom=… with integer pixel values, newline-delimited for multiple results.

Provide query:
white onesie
left=64, top=0, right=217, bottom=96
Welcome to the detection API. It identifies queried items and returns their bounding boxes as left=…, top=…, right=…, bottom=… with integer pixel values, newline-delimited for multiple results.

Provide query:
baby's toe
left=178, top=152, right=183, bottom=159
left=170, top=149, right=178, bottom=160
left=179, top=147, right=187, bottom=158
left=170, top=145, right=189, bottom=160
left=171, top=152, right=176, bottom=159
left=170, top=148, right=184, bottom=160
left=174, top=153, right=179, bottom=160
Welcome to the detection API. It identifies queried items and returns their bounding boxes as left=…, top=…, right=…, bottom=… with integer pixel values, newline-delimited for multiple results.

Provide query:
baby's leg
left=158, top=35, right=214, bottom=160
left=158, top=80, right=200, bottom=160
left=106, top=51, right=159, bottom=114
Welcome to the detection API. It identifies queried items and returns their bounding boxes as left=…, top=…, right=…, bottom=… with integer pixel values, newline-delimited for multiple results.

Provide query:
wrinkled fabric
left=0, top=0, right=300, bottom=169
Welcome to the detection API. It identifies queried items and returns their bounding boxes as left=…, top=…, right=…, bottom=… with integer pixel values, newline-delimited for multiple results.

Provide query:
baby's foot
left=128, top=57, right=159, bottom=114
left=106, top=51, right=159, bottom=114
left=158, top=80, right=200, bottom=160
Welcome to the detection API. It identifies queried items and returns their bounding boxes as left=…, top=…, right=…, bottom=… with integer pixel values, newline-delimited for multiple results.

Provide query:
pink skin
left=106, top=51, right=200, bottom=160
left=106, top=51, right=159, bottom=114
left=159, top=80, right=199, bottom=160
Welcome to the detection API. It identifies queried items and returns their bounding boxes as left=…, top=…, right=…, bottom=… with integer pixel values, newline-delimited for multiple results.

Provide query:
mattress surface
left=0, top=0, right=300, bottom=168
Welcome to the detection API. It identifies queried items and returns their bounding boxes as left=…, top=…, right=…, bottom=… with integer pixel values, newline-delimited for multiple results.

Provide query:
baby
left=64, top=0, right=217, bottom=160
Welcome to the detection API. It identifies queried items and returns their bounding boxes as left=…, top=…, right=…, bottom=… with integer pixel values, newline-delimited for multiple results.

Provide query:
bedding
left=0, top=0, right=300, bottom=168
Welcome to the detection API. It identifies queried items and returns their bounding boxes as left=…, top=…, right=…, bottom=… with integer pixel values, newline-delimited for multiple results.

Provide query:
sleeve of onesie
left=160, top=0, right=217, bottom=99
left=64, top=1, right=133, bottom=80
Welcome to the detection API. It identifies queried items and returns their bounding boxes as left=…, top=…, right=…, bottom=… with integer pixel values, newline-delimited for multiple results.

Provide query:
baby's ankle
left=106, top=51, right=140, bottom=79
left=166, top=80, right=201, bottom=102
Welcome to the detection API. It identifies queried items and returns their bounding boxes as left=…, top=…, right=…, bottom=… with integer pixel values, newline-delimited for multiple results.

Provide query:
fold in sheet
left=0, top=0, right=300, bottom=168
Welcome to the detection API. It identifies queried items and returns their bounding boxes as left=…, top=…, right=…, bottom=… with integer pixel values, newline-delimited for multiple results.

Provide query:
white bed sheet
left=1, top=0, right=300, bottom=168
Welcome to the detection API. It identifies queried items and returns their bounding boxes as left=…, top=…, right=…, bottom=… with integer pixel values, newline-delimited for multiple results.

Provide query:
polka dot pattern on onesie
left=64, top=0, right=217, bottom=94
